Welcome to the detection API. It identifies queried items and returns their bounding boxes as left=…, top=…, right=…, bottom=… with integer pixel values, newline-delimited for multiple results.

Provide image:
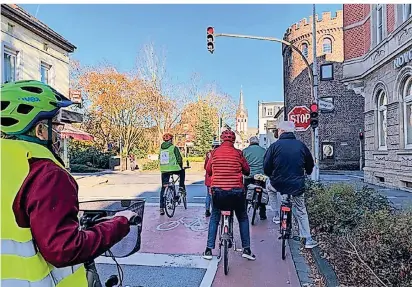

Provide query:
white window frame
left=403, top=4, right=412, bottom=22
left=302, top=43, right=308, bottom=58
left=40, top=62, right=51, bottom=84
left=403, top=76, right=412, bottom=149
left=322, top=38, right=332, bottom=54
left=377, top=4, right=384, bottom=43
left=266, top=108, right=273, bottom=116
left=377, top=90, right=388, bottom=150
left=3, top=47, right=18, bottom=84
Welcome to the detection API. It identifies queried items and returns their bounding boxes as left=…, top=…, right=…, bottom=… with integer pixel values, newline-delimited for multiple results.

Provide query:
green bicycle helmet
left=1, top=80, right=73, bottom=135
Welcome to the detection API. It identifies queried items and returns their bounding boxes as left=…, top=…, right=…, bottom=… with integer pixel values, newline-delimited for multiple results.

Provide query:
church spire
left=237, top=85, right=247, bottom=117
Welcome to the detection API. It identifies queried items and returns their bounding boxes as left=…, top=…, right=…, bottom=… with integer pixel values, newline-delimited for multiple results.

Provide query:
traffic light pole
left=311, top=4, right=320, bottom=181
left=213, top=31, right=320, bottom=181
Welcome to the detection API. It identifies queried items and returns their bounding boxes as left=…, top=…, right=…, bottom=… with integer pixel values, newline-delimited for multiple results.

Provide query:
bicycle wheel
left=281, top=230, right=287, bottom=260
left=164, top=186, right=176, bottom=218
left=223, top=240, right=229, bottom=275
left=182, top=192, right=187, bottom=210
left=251, top=202, right=257, bottom=225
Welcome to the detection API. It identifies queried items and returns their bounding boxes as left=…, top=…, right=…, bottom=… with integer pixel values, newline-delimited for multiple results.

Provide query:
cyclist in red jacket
left=203, top=129, right=256, bottom=261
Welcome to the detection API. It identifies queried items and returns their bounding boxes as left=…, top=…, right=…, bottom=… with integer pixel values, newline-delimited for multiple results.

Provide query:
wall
left=283, top=10, right=364, bottom=170
left=1, top=16, right=70, bottom=96
left=258, top=101, right=284, bottom=134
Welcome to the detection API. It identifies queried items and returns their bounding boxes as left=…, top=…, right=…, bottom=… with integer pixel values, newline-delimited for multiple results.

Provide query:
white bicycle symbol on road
left=156, top=217, right=208, bottom=232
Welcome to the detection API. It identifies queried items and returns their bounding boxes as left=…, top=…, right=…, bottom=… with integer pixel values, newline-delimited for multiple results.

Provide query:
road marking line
left=193, top=196, right=206, bottom=199
left=200, top=257, right=219, bottom=287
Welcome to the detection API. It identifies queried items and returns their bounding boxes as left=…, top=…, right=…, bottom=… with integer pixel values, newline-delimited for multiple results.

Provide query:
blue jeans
left=206, top=188, right=251, bottom=249
left=205, top=187, right=211, bottom=211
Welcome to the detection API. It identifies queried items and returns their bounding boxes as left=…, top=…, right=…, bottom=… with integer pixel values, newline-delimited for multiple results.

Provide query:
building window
left=320, top=64, right=333, bottom=80
left=40, top=62, right=50, bottom=84
left=322, top=38, right=332, bottom=54
left=3, top=48, right=17, bottom=83
left=403, top=76, right=412, bottom=148
left=266, top=108, right=273, bottom=116
left=377, top=4, right=383, bottom=43
left=7, top=23, right=14, bottom=33
left=302, top=43, right=308, bottom=58
left=377, top=90, right=387, bottom=149
left=403, top=4, right=412, bottom=21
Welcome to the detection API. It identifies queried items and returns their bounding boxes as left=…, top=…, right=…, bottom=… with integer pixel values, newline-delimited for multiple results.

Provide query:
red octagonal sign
left=287, top=106, right=311, bottom=131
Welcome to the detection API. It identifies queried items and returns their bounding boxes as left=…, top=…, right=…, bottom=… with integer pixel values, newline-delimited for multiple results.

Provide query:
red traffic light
left=207, top=26, right=214, bottom=34
left=310, top=103, right=318, bottom=113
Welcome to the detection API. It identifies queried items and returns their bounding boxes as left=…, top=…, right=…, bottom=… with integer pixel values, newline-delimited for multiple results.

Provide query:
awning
left=61, top=124, right=94, bottom=141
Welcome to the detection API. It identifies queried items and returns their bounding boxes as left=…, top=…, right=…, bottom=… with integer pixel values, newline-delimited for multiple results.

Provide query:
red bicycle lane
left=138, top=204, right=301, bottom=286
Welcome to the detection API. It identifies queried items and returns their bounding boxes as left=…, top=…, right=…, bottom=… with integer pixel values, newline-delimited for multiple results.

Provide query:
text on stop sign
left=290, top=113, right=310, bottom=124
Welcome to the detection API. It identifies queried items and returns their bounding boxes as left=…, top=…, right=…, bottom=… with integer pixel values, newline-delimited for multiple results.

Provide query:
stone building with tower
left=343, top=4, right=412, bottom=190
left=234, top=87, right=249, bottom=150
left=283, top=10, right=364, bottom=170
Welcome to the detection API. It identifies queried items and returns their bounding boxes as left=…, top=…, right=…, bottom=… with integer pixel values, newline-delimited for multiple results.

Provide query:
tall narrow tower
left=236, top=86, right=248, bottom=139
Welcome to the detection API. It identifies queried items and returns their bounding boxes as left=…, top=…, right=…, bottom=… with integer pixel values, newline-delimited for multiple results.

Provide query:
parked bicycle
left=79, top=199, right=145, bottom=287
left=246, top=174, right=269, bottom=225
left=278, top=194, right=292, bottom=260
left=164, top=161, right=191, bottom=218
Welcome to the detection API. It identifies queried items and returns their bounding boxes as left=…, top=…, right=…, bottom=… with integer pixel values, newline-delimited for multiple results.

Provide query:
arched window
left=323, top=38, right=332, bottom=54
left=377, top=90, right=387, bottom=149
left=302, top=43, right=308, bottom=58
left=402, top=76, right=412, bottom=148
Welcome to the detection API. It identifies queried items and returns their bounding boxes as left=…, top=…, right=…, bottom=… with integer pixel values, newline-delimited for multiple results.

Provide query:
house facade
left=343, top=4, right=412, bottom=190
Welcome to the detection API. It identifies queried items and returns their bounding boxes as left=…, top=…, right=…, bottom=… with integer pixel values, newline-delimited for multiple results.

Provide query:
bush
left=70, top=164, right=103, bottom=173
left=69, top=140, right=114, bottom=169
left=305, top=181, right=412, bottom=287
left=142, top=160, right=159, bottom=170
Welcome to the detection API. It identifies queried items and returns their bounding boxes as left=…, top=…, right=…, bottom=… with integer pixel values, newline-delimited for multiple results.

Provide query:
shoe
left=305, top=237, right=318, bottom=249
left=202, top=248, right=213, bottom=260
left=242, top=248, right=256, bottom=261
left=260, top=214, right=267, bottom=220
left=160, top=208, right=165, bottom=216
left=272, top=215, right=280, bottom=224
left=205, top=210, right=211, bottom=217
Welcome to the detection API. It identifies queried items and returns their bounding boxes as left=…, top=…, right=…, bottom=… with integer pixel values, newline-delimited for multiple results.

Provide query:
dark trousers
left=207, top=188, right=251, bottom=249
left=160, top=169, right=186, bottom=208
left=244, top=177, right=267, bottom=217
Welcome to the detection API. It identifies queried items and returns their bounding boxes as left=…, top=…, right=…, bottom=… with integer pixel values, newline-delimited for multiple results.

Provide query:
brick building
left=283, top=10, right=364, bottom=170
left=343, top=4, right=412, bottom=190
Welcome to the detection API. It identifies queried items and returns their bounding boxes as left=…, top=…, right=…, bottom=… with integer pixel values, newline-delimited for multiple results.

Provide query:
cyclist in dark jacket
left=263, top=121, right=318, bottom=248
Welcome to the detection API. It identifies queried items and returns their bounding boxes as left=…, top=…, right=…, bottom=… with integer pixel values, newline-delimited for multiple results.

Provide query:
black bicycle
left=164, top=164, right=191, bottom=218
left=246, top=174, right=269, bottom=225
left=79, top=199, right=145, bottom=287
left=217, top=209, right=238, bottom=275
left=278, top=195, right=292, bottom=260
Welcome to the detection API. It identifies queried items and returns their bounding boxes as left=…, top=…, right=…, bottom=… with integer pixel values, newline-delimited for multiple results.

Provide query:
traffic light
left=310, top=103, right=319, bottom=129
left=359, top=130, right=364, bottom=140
left=207, top=26, right=215, bottom=54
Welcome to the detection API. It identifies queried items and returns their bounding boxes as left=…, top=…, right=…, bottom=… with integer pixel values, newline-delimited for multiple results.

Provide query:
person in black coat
left=263, top=120, right=318, bottom=249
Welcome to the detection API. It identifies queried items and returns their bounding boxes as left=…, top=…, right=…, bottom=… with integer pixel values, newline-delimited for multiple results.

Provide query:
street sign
left=319, top=99, right=335, bottom=112
left=288, top=106, right=311, bottom=131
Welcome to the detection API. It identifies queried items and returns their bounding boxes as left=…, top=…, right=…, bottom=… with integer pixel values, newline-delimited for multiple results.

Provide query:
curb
left=310, top=246, right=339, bottom=287
left=288, top=238, right=314, bottom=286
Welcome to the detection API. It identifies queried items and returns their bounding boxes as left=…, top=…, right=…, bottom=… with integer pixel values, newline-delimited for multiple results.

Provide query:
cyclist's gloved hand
left=114, top=210, right=137, bottom=222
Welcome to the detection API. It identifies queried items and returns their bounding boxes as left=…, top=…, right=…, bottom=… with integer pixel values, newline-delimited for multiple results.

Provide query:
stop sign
left=287, top=106, right=311, bottom=131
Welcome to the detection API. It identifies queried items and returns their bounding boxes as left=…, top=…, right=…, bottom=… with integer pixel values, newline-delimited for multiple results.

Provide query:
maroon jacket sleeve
left=25, top=166, right=130, bottom=268
left=240, top=152, right=251, bottom=176
left=204, top=152, right=210, bottom=170
left=206, top=151, right=213, bottom=176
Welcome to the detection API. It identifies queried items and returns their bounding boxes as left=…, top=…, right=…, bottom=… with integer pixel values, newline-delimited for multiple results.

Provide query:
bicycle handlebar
left=81, top=212, right=142, bottom=229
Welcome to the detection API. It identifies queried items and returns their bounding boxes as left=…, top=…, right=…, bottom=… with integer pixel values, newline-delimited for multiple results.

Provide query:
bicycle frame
left=217, top=210, right=236, bottom=275
left=279, top=195, right=293, bottom=260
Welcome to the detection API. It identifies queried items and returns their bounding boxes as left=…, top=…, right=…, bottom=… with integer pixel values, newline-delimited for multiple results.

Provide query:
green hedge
left=69, top=140, right=115, bottom=169
left=70, top=164, right=103, bottom=173
left=306, top=182, right=412, bottom=286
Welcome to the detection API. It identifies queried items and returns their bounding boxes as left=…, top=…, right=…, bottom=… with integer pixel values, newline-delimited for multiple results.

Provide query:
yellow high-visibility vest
left=1, top=138, right=88, bottom=287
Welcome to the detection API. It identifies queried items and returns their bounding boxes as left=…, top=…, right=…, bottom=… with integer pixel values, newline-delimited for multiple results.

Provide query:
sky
left=22, top=3, right=342, bottom=127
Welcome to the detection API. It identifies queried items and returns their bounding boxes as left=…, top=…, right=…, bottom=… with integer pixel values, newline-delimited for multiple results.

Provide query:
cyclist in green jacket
left=159, top=133, right=186, bottom=215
